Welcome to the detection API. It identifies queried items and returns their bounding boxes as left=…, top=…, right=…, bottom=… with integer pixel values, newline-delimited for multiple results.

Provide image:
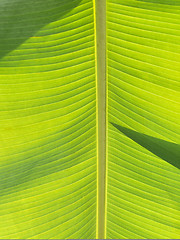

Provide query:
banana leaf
left=0, top=0, right=179, bottom=238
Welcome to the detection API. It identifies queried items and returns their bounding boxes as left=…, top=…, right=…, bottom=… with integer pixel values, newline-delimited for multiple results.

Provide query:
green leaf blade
left=0, top=0, right=97, bottom=238
left=107, top=0, right=180, bottom=238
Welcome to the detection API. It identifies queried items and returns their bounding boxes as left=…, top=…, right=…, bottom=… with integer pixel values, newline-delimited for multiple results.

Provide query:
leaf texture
left=107, top=0, right=180, bottom=238
left=0, top=0, right=180, bottom=239
left=0, top=0, right=97, bottom=238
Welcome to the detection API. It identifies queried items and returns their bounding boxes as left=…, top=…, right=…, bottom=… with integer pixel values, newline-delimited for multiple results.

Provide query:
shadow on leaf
left=0, top=0, right=82, bottom=196
left=111, top=122, right=180, bottom=169
left=0, top=0, right=81, bottom=59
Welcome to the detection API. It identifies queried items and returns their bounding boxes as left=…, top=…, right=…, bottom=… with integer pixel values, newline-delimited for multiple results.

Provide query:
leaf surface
left=0, top=0, right=180, bottom=239
left=0, top=0, right=97, bottom=238
left=107, top=0, right=180, bottom=238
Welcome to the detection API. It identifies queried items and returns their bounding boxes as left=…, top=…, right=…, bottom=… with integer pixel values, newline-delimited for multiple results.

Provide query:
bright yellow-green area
left=1, top=0, right=180, bottom=239
left=0, top=0, right=96, bottom=238
left=107, top=0, right=180, bottom=239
